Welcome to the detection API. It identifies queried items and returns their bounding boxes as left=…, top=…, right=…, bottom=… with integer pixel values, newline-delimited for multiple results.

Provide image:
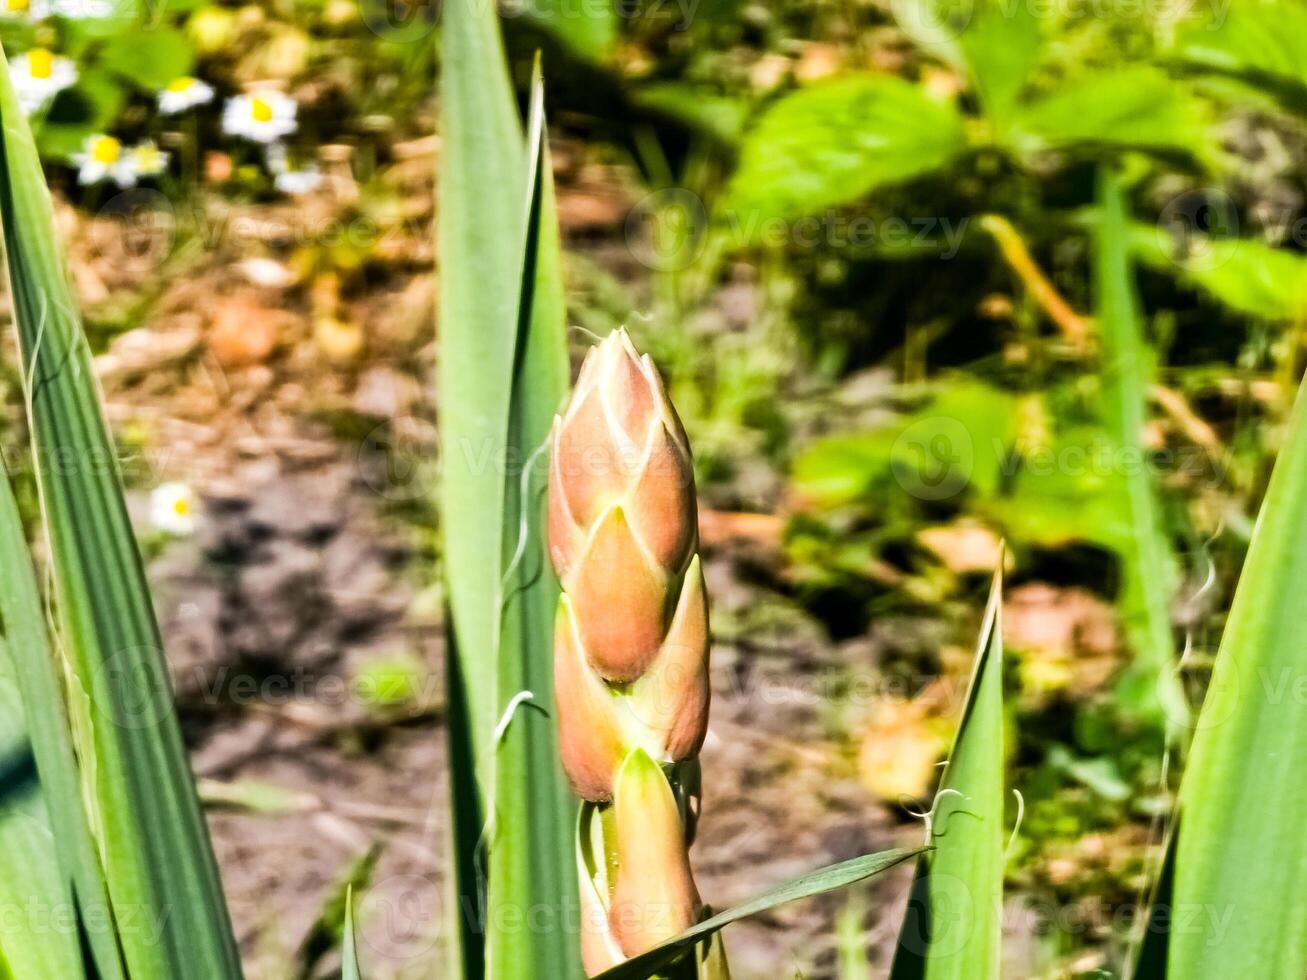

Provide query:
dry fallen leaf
left=207, top=297, right=287, bottom=367
left=917, top=520, right=1004, bottom=574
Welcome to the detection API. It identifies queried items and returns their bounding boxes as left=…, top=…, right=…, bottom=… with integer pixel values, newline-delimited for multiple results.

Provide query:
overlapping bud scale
left=548, top=329, right=709, bottom=797
left=548, top=330, right=714, bottom=973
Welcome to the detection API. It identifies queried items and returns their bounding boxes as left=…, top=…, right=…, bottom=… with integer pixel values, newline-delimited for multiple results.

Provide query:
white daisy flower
left=25, top=0, right=116, bottom=17
left=129, top=140, right=169, bottom=179
left=149, top=481, right=199, bottom=536
left=10, top=49, right=77, bottom=115
left=222, top=91, right=297, bottom=144
left=158, top=76, right=214, bottom=114
left=71, top=134, right=136, bottom=187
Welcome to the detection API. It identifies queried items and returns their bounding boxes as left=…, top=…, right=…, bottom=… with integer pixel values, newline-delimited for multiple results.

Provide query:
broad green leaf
left=0, top=461, right=124, bottom=980
left=634, top=83, right=746, bottom=144
left=1164, top=363, right=1307, bottom=975
left=99, top=28, right=195, bottom=91
left=889, top=0, right=970, bottom=72
left=958, top=0, right=1042, bottom=123
left=437, top=0, right=525, bottom=971
left=1094, top=170, right=1188, bottom=730
left=522, top=0, right=616, bottom=59
left=727, top=75, right=967, bottom=227
left=890, top=566, right=1004, bottom=980
left=1130, top=221, right=1307, bottom=323
left=35, top=68, right=125, bottom=160
left=0, top=43, right=242, bottom=979
left=487, top=65, right=583, bottom=980
left=979, top=427, right=1134, bottom=552
left=1174, top=3, right=1307, bottom=116
left=594, top=847, right=925, bottom=980
left=0, top=641, right=86, bottom=980
left=791, top=381, right=1017, bottom=509
left=1009, top=68, right=1216, bottom=166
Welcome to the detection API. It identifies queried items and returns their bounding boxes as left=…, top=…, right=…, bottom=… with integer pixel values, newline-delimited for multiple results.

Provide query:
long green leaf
left=594, top=847, right=925, bottom=980
left=1161, top=363, right=1307, bottom=976
left=0, top=639, right=85, bottom=979
left=0, top=44, right=241, bottom=979
left=487, top=64, right=582, bottom=980
left=1095, top=169, right=1189, bottom=730
left=0, top=462, right=124, bottom=979
left=343, top=887, right=362, bottom=980
left=437, top=0, right=526, bottom=972
left=889, top=565, right=1004, bottom=980
left=438, top=7, right=581, bottom=978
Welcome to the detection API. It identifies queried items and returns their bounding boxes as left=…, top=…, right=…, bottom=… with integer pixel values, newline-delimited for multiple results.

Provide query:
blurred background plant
left=0, top=0, right=1305, bottom=976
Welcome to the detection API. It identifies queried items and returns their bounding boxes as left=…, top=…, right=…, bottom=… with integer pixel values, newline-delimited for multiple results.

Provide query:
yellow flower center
left=91, top=136, right=121, bottom=164
left=251, top=97, right=273, bottom=123
left=172, top=496, right=190, bottom=517
left=167, top=77, right=195, bottom=93
left=7, top=0, right=30, bottom=13
left=28, top=49, right=53, bottom=80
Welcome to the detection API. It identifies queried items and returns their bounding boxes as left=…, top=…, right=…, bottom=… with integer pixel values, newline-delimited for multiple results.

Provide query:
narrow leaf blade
left=0, top=43, right=242, bottom=979
left=889, top=566, right=1004, bottom=980
left=594, top=847, right=925, bottom=980
left=1166, top=370, right=1307, bottom=976
left=487, top=65, right=583, bottom=980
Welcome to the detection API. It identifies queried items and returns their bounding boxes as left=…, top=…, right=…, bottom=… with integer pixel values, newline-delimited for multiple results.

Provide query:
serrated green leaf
left=1009, top=67, right=1215, bottom=166
left=727, top=75, right=967, bottom=227
left=889, top=566, right=1004, bottom=980
left=0, top=43, right=241, bottom=980
left=1130, top=221, right=1307, bottom=323
left=594, top=847, right=924, bottom=980
left=99, top=28, right=195, bottom=91
left=1173, top=3, right=1307, bottom=116
left=521, top=0, right=616, bottom=59
left=958, top=0, right=1042, bottom=123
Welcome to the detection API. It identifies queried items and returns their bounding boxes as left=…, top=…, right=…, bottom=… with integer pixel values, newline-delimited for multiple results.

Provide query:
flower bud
left=608, top=749, right=701, bottom=958
left=549, top=329, right=696, bottom=579
left=630, top=556, right=711, bottom=762
left=555, top=596, right=628, bottom=802
left=579, top=855, right=624, bottom=976
left=568, top=505, right=669, bottom=683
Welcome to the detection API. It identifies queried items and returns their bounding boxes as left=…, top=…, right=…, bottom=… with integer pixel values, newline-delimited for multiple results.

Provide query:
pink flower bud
left=549, top=329, right=697, bottom=578
left=567, top=505, right=669, bottom=683
left=608, top=749, right=701, bottom=958
left=578, top=856, right=624, bottom=976
left=555, top=596, right=629, bottom=802
left=630, top=556, right=711, bottom=762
